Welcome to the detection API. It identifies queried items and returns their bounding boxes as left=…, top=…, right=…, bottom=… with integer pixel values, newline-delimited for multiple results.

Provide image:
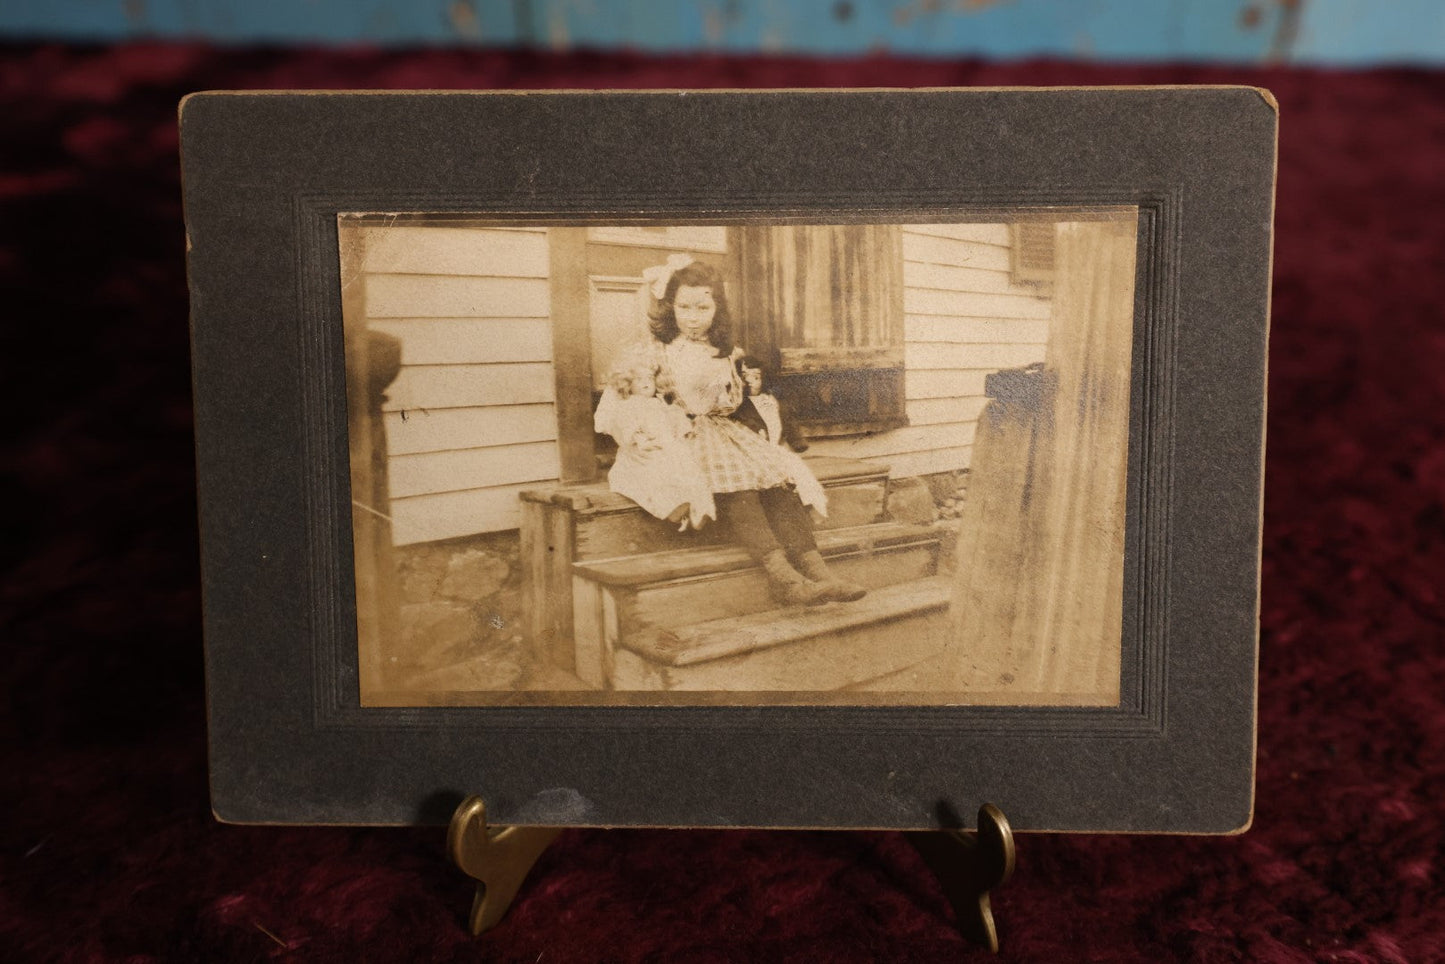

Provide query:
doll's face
left=632, top=372, right=657, bottom=398
left=673, top=285, right=717, bottom=342
left=740, top=365, right=764, bottom=395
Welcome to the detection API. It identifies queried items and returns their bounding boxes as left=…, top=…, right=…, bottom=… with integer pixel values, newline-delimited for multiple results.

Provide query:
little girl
left=593, top=359, right=716, bottom=530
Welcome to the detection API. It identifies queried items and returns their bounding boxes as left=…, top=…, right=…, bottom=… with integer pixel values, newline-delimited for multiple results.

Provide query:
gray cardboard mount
left=181, top=88, right=1274, bottom=831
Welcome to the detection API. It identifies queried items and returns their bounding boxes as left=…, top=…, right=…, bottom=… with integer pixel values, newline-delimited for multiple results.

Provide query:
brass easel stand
left=448, top=797, right=1015, bottom=951
left=904, top=804, right=1016, bottom=953
left=446, top=797, right=562, bottom=934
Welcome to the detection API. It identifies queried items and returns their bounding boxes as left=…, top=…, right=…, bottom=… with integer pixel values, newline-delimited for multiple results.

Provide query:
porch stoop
left=599, top=577, right=954, bottom=691
left=521, top=457, right=956, bottom=692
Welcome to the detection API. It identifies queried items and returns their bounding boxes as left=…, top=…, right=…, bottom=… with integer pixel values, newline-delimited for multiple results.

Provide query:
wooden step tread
left=622, top=576, right=953, bottom=667
left=573, top=520, right=945, bottom=586
left=521, top=455, right=889, bottom=512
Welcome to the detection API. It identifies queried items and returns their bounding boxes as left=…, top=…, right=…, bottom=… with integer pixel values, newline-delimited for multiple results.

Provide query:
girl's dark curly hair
left=649, top=261, right=734, bottom=356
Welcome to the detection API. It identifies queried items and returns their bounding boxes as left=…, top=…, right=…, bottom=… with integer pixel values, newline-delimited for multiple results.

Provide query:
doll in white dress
left=594, top=359, right=716, bottom=530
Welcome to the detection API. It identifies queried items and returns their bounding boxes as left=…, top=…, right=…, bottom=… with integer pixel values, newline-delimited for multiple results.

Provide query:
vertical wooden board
left=571, top=577, right=604, bottom=687
left=546, top=502, right=577, bottom=669
left=534, top=505, right=572, bottom=670
left=601, top=589, right=620, bottom=690
left=341, top=224, right=374, bottom=687
left=550, top=227, right=597, bottom=483
left=520, top=499, right=549, bottom=658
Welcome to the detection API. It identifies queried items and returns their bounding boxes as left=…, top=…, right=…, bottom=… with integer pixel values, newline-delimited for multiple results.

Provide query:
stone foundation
left=897, top=469, right=968, bottom=572
left=888, top=469, right=969, bottom=521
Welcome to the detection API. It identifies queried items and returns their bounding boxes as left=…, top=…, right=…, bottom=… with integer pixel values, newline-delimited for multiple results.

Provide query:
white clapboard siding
left=902, top=232, right=1012, bottom=271
left=906, top=316, right=1050, bottom=345
left=903, top=261, right=1041, bottom=296
left=360, top=224, right=559, bottom=542
left=809, top=224, right=1053, bottom=480
left=365, top=275, right=549, bottom=319
left=907, top=342, right=1048, bottom=371
left=388, top=483, right=540, bottom=545
left=388, top=440, right=561, bottom=499
left=902, top=223, right=1011, bottom=245
left=383, top=404, right=558, bottom=456
left=905, top=369, right=990, bottom=400
left=904, top=288, right=1051, bottom=319
left=368, top=318, right=553, bottom=365
left=382, top=363, right=555, bottom=412
left=906, top=395, right=991, bottom=427
left=359, top=226, right=550, bottom=278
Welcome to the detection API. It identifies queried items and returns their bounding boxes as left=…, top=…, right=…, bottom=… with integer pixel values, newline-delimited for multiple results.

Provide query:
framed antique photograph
left=182, top=88, right=1274, bottom=831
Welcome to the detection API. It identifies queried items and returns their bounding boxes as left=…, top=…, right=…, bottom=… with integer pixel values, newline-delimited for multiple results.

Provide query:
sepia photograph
left=341, top=212, right=1139, bottom=708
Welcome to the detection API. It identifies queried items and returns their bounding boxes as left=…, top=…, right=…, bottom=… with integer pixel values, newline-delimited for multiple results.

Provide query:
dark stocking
left=757, top=486, right=818, bottom=559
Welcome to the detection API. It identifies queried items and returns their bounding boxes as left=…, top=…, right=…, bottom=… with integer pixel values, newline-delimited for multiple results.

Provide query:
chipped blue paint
left=1, top=0, right=1442, bottom=65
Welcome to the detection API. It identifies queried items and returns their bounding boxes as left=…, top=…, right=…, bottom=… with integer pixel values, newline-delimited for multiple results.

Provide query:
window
left=1009, top=221, right=1057, bottom=288
left=733, top=224, right=908, bottom=437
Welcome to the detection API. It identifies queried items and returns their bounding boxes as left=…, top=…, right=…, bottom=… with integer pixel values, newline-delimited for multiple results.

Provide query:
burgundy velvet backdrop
left=3, top=46, right=1442, bottom=962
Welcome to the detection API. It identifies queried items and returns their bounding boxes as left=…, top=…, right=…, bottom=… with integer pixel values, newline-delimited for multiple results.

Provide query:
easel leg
left=904, top=803, right=1016, bottom=953
left=447, top=796, right=562, bottom=935
left=447, top=797, right=1014, bottom=947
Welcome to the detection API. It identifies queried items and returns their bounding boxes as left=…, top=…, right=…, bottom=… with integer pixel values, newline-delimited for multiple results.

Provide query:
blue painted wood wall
left=3, top=0, right=1442, bottom=65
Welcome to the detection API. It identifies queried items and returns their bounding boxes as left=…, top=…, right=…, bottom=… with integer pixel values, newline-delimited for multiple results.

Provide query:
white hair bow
left=641, top=253, right=695, bottom=300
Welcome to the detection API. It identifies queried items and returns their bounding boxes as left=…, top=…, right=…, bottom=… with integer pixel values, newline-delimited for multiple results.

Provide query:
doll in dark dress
left=730, top=355, right=811, bottom=454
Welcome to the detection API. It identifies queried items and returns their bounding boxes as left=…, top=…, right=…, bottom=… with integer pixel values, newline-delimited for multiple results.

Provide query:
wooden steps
left=569, top=521, right=953, bottom=691
left=521, top=455, right=955, bottom=693
left=521, top=457, right=889, bottom=669
left=607, top=578, right=955, bottom=691
left=574, top=520, right=943, bottom=632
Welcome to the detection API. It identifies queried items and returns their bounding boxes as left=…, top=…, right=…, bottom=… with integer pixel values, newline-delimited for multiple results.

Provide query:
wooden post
left=340, top=222, right=402, bottom=700
left=548, top=227, right=596, bottom=484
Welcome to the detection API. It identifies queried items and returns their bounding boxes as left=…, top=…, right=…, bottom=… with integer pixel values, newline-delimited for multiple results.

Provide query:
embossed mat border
left=182, top=89, right=1274, bottom=831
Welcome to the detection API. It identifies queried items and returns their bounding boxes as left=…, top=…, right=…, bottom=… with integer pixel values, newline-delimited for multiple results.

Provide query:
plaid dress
left=658, top=339, right=829, bottom=514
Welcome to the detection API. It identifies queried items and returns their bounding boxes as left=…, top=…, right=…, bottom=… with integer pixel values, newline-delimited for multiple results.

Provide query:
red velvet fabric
left=2, top=45, right=1442, bottom=962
